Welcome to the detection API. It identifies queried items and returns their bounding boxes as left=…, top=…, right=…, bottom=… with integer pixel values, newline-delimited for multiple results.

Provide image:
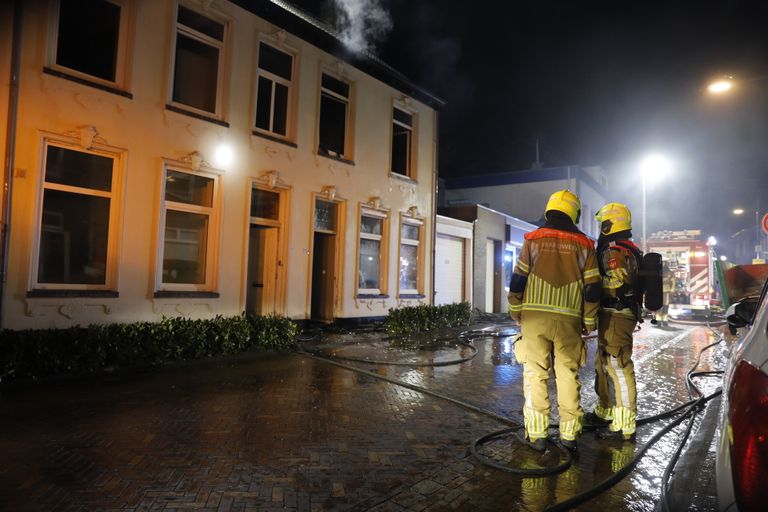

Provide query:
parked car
left=716, top=278, right=768, bottom=512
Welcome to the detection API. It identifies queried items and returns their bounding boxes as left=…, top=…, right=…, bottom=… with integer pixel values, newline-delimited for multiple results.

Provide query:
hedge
left=384, top=302, right=472, bottom=336
left=0, top=314, right=297, bottom=384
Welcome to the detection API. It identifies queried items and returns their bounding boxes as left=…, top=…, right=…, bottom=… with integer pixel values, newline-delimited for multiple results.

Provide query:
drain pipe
left=429, top=110, right=439, bottom=305
left=0, top=0, right=22, bottom=329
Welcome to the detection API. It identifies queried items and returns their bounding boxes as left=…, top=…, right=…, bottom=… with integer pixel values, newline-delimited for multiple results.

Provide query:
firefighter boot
left=597, top=406, right=636, bottom=441
left=515, top=431, right=547, bottom=453
left=585, top=404, right=613, bottom=427
left=522, top=408, right=549, bottom=452
left=559, top=416, right=583, bottom=451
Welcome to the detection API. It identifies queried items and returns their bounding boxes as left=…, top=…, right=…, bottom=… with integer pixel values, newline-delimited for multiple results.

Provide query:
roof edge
left=233, top=0, right=446, bottom=109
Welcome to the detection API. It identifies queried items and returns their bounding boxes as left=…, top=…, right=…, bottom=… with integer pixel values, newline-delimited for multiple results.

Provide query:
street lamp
left=733, top=207, right=761, bottom=261
left=707, top=76, right=735, bottom=94
left=640, top=154, right=672, bottom=253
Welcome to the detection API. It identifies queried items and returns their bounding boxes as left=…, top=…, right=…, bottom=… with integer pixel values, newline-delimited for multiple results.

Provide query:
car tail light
left=729, top=360, right=768, bottom=511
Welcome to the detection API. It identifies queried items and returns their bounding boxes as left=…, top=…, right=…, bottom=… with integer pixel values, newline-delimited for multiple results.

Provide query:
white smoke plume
left=331, top=0, right=393, bottom=54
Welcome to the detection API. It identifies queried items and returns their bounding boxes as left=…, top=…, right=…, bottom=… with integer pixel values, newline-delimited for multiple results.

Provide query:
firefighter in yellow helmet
left=589, top=202, right=641, bottom=441
left=508, top=190, right=601, bottom=451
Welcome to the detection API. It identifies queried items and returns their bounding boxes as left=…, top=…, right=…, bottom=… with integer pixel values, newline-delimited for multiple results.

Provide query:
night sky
left=292, top=0, right=768, bottom=260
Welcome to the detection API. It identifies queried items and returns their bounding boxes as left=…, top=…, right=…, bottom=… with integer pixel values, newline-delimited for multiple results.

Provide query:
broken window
left=55, top=0, right=120, bottom=81
left=171, top=5, right=226, bottom=116
left=318, top=73, right=351, bottom=159
left=391, top=107, right=414, bottom=177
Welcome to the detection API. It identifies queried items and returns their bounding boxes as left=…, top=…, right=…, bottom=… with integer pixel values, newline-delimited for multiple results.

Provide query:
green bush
left=384, top=302, right=472, bottom=336
left=0, top=314, right=297, bottom=384
left=246, top=313, right=299, bottom=350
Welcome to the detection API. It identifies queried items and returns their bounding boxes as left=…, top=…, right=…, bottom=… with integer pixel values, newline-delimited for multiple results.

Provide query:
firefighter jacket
left=597, top=237, right=642, bottom=320
left=508, top=213, right=601, bottom=330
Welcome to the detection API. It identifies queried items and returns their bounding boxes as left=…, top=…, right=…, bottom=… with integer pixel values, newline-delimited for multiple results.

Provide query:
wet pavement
left=0, top=318, right=728, bottom=511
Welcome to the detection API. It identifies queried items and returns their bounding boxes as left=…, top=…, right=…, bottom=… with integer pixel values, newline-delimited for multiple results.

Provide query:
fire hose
left=300, top=320, right=724, bottom=510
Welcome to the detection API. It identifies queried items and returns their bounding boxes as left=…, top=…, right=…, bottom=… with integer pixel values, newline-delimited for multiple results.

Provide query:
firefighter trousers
left=594, top=311, right=637, bottom=434
left=515, top=311, right=586, bottom=441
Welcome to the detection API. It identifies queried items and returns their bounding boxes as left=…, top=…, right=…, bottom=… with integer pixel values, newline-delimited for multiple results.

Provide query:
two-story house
left=0, top=0, right=444, bottom=329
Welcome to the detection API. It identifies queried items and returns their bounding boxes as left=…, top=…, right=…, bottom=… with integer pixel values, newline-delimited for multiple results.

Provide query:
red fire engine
left=647, top=230, right=713, bottom=318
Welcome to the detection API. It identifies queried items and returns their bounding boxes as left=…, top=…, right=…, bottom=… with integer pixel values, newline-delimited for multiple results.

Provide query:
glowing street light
left=733, top=206, right=761, bottom=261
left=640, top=154, right=672, bottom=253
left=707, top=76, right=734, bottom=94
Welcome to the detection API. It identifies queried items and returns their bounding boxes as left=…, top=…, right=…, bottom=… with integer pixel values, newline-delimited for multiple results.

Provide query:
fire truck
left=647, top=230, right=714, bottom=319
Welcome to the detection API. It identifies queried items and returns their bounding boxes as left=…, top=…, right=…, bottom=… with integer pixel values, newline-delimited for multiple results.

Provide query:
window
left=34, top=142, right=122, bottom=289
left=357, top=209, right=388, bottom=294
left=314, top=199, right=337, bottom=232
left=399, top=218, right=423, bottom=295
left=170, top=5, right=227, bottom=117
left=49, top=0, right=132, bottom=89
left=318, top=73, right=352, bottom=159
left=254, top=42, right=294, bottom=138
left=158, top=166, right=220, bottom=290
left=251, top=188, right=280, bottom=221
left=391, top=106, right=415, bottom=178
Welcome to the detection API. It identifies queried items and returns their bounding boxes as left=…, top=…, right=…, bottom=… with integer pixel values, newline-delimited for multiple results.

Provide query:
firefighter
left=653, top=264, right=675, bottom=327
left=589, top=202, right=640, bottom=441
left=508, top=190, right=601, bottom=451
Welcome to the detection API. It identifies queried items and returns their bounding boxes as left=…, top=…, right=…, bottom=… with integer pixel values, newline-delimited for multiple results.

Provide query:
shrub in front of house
left=0, top=314, right=297, bottom=384
left=384, top=302, right=472, bottom=336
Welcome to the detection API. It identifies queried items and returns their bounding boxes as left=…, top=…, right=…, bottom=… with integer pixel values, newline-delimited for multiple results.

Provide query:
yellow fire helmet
left=545, top=189, right=581, bottom=224
left=595, top=202, right=632, bottom=235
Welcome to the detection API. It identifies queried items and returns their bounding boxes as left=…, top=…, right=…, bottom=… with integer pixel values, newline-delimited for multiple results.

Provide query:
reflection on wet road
left=0, top=321, right=726, bottom=511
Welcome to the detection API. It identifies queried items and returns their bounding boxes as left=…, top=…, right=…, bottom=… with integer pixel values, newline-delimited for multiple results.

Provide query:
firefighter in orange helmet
left=589, top=202, right=641, bottom=441
left=508, top=190, right=601, bottom=451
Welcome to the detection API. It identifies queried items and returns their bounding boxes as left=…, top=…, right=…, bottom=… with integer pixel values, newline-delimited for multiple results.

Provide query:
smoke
left=331, top=0, right=393, bottom=54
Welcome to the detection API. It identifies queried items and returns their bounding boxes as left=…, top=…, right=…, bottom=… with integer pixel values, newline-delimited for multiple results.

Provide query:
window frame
left=317, top=70, right=354, bottom=161
left=390, top=102, right=417, bottom=180
left=356, top=205, right=389, bottom=296
left=155, top=160, right=223, bottom=293
left=168, top=2, right=230, bottom=121
left=253, top=38, right=298, bottom=142
left=398, top=214, right=425, bottom=296
left=30, top=135, right=126, bottom=292
left=46, top=0, right=135, bottom=92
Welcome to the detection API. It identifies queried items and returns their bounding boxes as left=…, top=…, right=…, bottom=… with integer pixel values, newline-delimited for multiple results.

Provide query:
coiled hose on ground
left=299, top=319, right=725, bottom=511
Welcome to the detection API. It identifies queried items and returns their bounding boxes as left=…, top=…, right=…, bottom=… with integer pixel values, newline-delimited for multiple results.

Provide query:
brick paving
left=0, top=320, right=724, bottom=511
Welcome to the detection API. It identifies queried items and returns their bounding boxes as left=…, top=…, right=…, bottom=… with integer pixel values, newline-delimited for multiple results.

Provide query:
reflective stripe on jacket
left=508, top=226, right=600, bottom=328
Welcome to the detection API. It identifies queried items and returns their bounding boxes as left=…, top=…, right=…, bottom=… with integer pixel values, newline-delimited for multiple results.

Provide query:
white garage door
left=434, top=234, right=464, bottom=305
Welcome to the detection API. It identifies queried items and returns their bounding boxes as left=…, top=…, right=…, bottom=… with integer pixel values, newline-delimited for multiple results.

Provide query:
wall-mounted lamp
left=212, top=144, right=234, bottom=169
